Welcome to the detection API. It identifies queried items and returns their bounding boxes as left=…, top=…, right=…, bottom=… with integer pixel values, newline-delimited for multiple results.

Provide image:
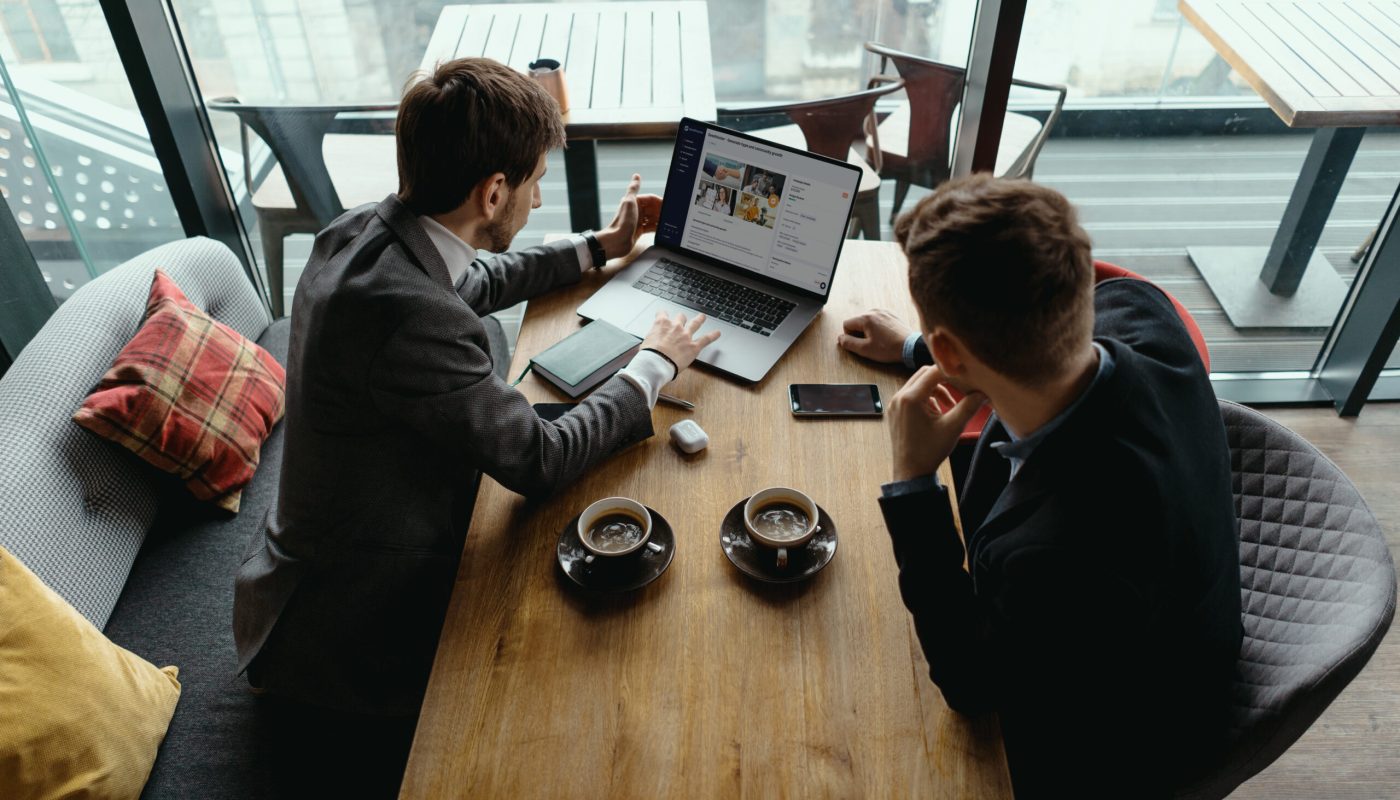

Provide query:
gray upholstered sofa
left=0, top=237, right=500, bottom=798
left=0, top=238, right=297, bottom=797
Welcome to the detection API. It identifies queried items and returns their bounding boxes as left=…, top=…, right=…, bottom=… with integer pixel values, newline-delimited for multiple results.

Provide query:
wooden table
left=1180, top=0, right=1400, bottom=328
left=420, top=2, right=717, bottom=233
left=399, top=239, right=1012, bottom=799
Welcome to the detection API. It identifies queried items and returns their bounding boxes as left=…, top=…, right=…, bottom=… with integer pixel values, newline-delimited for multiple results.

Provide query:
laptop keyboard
left=633, top=258, right=796, bottom=335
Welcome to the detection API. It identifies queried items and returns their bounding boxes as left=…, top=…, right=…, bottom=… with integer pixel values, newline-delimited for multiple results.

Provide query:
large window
left=0, top=0, right=182, bottom=301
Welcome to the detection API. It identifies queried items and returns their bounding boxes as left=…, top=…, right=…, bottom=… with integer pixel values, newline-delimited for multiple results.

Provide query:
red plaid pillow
left=73, top=270, right=285, bottom=513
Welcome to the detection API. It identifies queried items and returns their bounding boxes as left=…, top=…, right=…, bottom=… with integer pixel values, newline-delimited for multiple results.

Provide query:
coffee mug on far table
left=528, top=58, right=570, bottom=114
left=744, top=487, right=820, bottom=569
left=577, top=497, right=660, bottom=564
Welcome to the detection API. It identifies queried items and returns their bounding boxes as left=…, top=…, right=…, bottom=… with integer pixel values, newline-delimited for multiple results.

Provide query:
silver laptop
left=576, top=118, right=863, bottom=382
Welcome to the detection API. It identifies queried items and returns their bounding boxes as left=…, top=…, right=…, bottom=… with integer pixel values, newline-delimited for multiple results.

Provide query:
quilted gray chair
left=1177, top=400, right=1397, bottom=799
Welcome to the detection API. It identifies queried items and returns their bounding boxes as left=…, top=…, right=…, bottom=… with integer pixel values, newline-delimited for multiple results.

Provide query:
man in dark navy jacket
left=839, top=175, right=1241, bottom=797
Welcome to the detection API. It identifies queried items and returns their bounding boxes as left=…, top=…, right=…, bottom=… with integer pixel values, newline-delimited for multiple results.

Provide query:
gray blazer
left=233, top=195, right=653, bottom=716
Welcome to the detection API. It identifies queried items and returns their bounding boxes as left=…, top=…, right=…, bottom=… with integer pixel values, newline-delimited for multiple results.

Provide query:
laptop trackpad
left=625, top=300, right=725, bottom=358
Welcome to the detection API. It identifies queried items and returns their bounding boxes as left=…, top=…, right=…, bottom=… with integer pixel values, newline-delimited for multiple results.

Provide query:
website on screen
left=658, top=123, right=858, bottom=293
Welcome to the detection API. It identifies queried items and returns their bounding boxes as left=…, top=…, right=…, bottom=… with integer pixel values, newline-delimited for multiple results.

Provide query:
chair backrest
left=0, top=238, right=269, bottom=629
left=718, top=81, right=905, bottom=163
left=864, top=42, right=1067, bottom=183
left=866, top=42, right=967, bottom=183
left=1176, top=401, right=1396, bottom=799
left=206, top=98, right=397, bottom=228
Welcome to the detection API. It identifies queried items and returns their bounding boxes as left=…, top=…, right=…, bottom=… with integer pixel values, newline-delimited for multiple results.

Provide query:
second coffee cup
left=743, top=487, right=819, bottom=568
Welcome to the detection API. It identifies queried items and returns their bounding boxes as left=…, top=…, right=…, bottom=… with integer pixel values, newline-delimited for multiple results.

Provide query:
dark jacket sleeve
left=457, top=238, right=584, bottom=316
left=881, top=482, right=1161, bottom=719
left=879, top=484, right=998, bottom=714
left=366, top=304, right=654, bottom=498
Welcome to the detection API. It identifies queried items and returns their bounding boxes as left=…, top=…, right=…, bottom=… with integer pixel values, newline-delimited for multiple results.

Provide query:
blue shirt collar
left=991, top=342, right=1115, bottom=472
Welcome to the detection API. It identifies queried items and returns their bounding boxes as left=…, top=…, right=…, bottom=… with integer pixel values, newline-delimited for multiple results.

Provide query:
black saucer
left=557, top=506, right=675, bottom=592
left=719, top=498, right=837, bottom=583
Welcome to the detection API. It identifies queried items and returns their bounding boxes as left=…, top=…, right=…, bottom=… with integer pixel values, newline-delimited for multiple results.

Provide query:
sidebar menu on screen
left=657, top=121, right=708, bottom=246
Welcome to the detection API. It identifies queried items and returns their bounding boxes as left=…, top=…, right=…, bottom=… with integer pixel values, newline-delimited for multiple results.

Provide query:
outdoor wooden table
left=420, top=2, right=717, bottom=233
left=1180, top=0, right=1400, bottom=328
left=398, top=237, right=1012, bottom=799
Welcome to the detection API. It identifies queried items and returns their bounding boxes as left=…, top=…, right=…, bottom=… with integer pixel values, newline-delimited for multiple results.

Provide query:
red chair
left=952, top=260, right=1211, bottom=443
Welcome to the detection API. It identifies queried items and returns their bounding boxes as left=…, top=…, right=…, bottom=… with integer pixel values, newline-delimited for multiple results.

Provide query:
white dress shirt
left=418, top=215, right=676, bottom=408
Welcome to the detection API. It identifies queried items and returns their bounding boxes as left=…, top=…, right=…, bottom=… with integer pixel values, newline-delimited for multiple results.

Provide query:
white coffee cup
left=743, top=487, right=820, bottom=569
left=577, top=497, right=659, bottom=563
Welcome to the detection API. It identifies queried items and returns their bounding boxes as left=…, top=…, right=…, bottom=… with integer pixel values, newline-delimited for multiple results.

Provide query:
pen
left=657, top=393, right=695, bottom=410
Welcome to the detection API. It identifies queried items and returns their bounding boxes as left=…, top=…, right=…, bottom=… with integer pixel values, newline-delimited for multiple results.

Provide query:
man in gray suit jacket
left=234, top=57, right=718, bottom=717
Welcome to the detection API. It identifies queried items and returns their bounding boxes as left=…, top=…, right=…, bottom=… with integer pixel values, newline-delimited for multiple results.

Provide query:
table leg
left=564, top=140, right=602, bottom=233
left=1187, top=127, right=1363, bottom=328
left=1260, top=127, right=1365, bottom=296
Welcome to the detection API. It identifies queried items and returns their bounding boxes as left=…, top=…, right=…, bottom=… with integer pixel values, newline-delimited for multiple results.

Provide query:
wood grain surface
left=399, top=238, right=1012, bottom=799
left=1180, top=0, right=1400, bottom=128
left=421, top=3, right=717, bottom=139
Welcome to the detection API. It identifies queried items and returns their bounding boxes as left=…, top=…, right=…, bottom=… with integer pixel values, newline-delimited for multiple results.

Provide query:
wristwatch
left=581, top=230, right=607, bottom=269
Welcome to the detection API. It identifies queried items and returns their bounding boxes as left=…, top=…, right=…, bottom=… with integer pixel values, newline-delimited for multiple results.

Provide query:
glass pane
left=0, top=0, right=183, bottom=304
left=167, top=0, right=980, bottom=316
left=1007, top=0, right=1400, bottom=378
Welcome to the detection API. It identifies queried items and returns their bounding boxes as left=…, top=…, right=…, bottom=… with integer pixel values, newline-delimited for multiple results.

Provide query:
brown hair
left=396, top=57, right=566, bottom=215
left=895, top=175, right=1094, bottom=386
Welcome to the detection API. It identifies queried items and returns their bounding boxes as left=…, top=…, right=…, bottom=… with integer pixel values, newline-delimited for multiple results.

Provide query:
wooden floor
left=272, top=135, right=1400, bottom=797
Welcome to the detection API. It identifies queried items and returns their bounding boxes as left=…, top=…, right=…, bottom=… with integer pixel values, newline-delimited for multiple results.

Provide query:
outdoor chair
left=864, top=42, right=1066, bottom=222
left=718, top=80, right=906, bottom=240
left=207, top=98, right=398, bottom=317
left=1173, top=400, right=1396, bottom=798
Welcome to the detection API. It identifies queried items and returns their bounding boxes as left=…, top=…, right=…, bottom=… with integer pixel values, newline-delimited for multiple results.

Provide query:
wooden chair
left=207, top=98, right=399, bottom=317
left=718, top=80, right=906, bottom=240
left=864, top=42, right=1067, bottom=221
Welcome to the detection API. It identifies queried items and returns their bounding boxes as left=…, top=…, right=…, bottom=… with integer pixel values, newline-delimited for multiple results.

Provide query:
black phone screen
left=789, top=384, right=883, bottom=416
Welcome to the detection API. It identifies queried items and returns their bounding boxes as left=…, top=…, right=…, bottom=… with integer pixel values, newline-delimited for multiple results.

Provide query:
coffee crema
left=586, top=513, right=646, bottom=553
left=749, top=502, right=810, bottom=542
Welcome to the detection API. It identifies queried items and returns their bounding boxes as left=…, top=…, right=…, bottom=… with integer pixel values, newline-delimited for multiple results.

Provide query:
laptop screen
left=655, top=119, right=862, bottom=298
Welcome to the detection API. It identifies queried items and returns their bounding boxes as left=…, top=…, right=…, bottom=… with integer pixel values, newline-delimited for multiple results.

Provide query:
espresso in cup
left=577, top=497, right=654, bottom=562
left=749, top=502, right=811, bottom=542
left=744, top=488, right=820, bottom=568
left=587, top=511, right=648, bottom=553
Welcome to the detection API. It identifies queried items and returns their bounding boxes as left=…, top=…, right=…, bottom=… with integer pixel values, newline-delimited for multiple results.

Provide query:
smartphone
left=532, top=402, right=577, bottom=422
left=789, top=384, right=883, bottom=417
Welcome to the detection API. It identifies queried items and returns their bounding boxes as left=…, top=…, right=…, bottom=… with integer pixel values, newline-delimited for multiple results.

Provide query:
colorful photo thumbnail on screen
left=702, top=154, right=745, bottom=189
left=692, top=180, right=736, bottom=216
left=737, top=192, right=777, bottom=229
left=741, top=166, right=786, bottom=205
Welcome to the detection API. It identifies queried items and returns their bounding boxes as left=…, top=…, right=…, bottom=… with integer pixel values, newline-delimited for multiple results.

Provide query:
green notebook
left=529, top=320, right=642, bottom=399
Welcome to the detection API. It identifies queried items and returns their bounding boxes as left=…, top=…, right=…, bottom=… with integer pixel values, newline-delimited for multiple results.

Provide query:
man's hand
left=595, top=173, right=662, bottom=260
left=888, top=365, right=987, bottom=483
left=641, top=312, right=721, bottom=374
left=838, top=309, right=915, bottom=364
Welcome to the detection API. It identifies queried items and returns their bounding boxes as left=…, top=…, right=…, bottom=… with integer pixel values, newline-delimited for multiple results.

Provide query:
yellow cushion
left=0, top=546, right=181, bottom=800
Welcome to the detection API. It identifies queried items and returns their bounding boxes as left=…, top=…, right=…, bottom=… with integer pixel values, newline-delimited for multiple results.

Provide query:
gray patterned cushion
left=1178, top=400, right=1396, bottom=799
left=0, top=237, right=269, bottom=629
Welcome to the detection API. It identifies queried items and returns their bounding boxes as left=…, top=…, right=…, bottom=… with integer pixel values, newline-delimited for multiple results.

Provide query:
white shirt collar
left=418, top=215, right=478, bottom=289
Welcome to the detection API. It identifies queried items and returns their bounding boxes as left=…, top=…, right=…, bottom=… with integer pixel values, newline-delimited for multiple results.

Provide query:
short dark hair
left=396, top=58, right=566, bottom=215
left=895, top=175, right=1094, bottom=385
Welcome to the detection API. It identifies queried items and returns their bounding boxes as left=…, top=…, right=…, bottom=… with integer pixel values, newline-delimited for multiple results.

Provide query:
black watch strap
left=581, top=230, right=607, bottom=269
